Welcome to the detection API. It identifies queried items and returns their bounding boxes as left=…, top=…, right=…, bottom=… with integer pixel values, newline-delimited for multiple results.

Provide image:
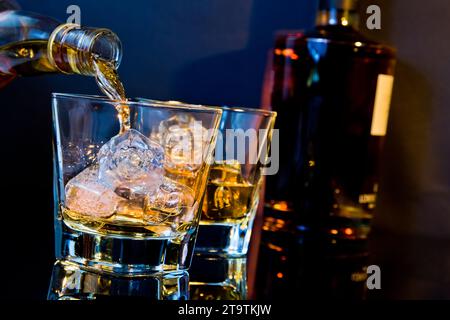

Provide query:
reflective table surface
left=46, top=226, right=450, bottom=300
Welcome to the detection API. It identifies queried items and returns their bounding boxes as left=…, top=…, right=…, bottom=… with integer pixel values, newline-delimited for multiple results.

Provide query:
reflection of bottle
left=189, top=254, right=247, bottom=300
left=255, top=223, right=369, bottom=300
left=263, top=0, right=396, bottom=239
left=0, top=9, right=122, bottom=88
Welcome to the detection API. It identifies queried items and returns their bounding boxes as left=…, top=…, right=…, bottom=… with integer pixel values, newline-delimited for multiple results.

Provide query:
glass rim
left=52, top=93, right=224, bottom=115
left=136, top=97, right=277, bottom=118
left=220, top=105, right=277, bottom=118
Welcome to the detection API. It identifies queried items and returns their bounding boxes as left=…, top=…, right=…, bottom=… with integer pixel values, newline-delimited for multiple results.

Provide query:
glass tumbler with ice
left=53, top=94, right=222, bottom=273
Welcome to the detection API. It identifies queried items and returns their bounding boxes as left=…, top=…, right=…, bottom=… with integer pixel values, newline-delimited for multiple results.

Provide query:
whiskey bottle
left=263, top=0, right=396, bottom=240
left=0, top=9, right=122, bottom=89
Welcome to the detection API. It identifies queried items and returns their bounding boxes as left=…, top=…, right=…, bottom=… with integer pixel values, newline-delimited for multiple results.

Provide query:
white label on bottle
left=371, top=74, right=394, bottom=136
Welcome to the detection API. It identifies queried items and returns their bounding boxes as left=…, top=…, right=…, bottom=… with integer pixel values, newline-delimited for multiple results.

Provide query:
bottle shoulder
left=275, top=26, right=396, bottom=58
left=0, top=10, right=60, bottom=46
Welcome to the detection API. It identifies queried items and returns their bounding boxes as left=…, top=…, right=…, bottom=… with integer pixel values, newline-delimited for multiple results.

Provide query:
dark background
left=1, top=0, right=449, bottom=299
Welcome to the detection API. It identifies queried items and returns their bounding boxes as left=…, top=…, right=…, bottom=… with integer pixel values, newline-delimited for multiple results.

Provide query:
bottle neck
left=47, top=24, right=122, bottom=76
left=316, top=0, right=359, bottom=29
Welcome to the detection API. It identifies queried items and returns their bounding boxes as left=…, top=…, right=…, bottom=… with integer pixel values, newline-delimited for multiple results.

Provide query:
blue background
left=7, top=0, right=316, bottom=106
left=1, top=0, right=450, bottom=299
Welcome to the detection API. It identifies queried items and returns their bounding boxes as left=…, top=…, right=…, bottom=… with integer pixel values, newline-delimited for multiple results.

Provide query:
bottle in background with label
left=263, top=0, right=396, bottom=240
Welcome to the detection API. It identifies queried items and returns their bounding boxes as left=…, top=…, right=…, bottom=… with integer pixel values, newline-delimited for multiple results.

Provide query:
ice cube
left=116, top=199, right=145, bottom=220
left=65, top=166, right=122, bottom=218
left=154, top=115, right=208, bottom=175
left=98, top=129, right=165, bottom=199
left=144, top=177, right=195, bottom=225
left=209, top=160, right=244, bottom=184
left=202, top=160, right=254, bottom=220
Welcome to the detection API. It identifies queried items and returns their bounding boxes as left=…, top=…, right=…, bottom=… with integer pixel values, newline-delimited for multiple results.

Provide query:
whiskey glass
left=195, top=107, right=276, bottom=256
left=52, top=93, right=222, bottom=274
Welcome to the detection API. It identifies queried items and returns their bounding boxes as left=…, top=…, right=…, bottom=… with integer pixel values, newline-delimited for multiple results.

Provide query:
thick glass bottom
left=55, top=221, right=197, bottom=274
left=194, top=204, right=257, bottom=257
left=48, top=260, right=189, bottom=300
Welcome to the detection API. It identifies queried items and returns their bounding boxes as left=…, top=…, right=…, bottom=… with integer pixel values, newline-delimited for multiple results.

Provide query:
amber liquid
left=0, top=40, right=55, bottom=88
left=92, top=57, right=130, bottom=133
left=62, top=206, right=194, bottom=239
left=201, top=162, right=256, bottom=222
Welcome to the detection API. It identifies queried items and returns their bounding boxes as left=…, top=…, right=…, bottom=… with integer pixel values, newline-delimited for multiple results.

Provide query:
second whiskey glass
left=195, top=107, right=276, bottom=256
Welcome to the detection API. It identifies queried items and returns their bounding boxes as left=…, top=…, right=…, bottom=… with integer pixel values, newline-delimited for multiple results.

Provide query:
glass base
left=55, top=222, right=197, bottom=274
left=189, top=254, right=247, bottom=300
left=194, top=205, right=257, bottom=257
left=48, top=260, right=189, bottom=300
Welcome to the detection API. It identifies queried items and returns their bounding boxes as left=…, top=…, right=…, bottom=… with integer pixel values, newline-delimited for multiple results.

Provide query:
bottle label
left=371, top=74, right=394, bottom=136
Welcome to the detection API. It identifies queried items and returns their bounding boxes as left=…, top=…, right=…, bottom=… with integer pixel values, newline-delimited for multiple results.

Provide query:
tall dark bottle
left=263, top=0, right=396, bottom=240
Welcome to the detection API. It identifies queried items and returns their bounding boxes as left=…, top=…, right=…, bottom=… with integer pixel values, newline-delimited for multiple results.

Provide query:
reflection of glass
left=52, top=94, right=222, bottom=274
left=189, top=254, right=247, bottom=300
left=196, top=107, right=277, bottom=256
left=48, top=260, right=188, bottom=300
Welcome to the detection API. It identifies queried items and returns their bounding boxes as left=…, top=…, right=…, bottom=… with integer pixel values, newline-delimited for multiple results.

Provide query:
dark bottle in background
left=262, top=0, right=396, bottom=240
